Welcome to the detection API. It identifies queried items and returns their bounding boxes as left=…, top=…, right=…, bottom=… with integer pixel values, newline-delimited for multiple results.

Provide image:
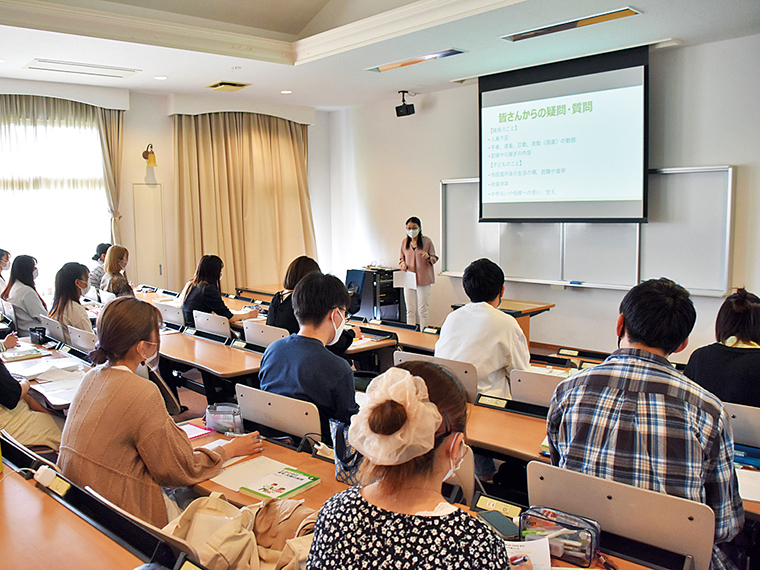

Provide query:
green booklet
left=211, top=455, right=320, bottom=499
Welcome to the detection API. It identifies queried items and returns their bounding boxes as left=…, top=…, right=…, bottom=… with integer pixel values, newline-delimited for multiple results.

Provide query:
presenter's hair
left=49, top=262, right=89, bottom=321
left=292, top=272, right=349, bottom=327
left=283, top=256, right=321, bottom=291
left=404, top=216, right=423, bottom=250
left=92, top=243, right=111, bottom=261
left=91, top=297, right=161, bottom=365
left=463, top=258, right=504, bottom=303
left=104, top=245, right=129, bottom=274
left=359, top=361, right=468, bottom=493
left=619, top=277, right=696, bottom=354
left=715, top=288, right=760, bottom=344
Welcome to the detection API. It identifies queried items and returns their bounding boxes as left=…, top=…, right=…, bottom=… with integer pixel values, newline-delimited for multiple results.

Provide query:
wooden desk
left=0, top=465, right=143, bottom=568
left=236, top=284, right=281, bottom=301
left=465, top=403, right=547, bottom=463
left=451, top=298, right=556, bottom=341
left=351, top=320, right=438, bottom=354
left=159, top=330, right=262, bottom=378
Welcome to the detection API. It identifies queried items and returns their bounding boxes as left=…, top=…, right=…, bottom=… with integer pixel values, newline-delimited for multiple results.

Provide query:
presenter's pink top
left=399, top=236, right=438, bottom=286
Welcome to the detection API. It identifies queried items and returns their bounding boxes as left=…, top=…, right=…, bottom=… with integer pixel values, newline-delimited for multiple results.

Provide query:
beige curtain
left=97, top=108, right=124, bottom=244
left=174, top=112, right=316, bottom=292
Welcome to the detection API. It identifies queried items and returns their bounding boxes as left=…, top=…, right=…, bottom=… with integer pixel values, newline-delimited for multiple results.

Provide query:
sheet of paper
left=180, top=423, right=215, bottom=440
left=737, top=468, right=760, bottom=501
left=392, top=270, right=417, bottom=289
left=504, top=537, right=552, bottom=570
left=30, top=370, right=85, bottom=407
left=210, top=455, right=289, bottom=491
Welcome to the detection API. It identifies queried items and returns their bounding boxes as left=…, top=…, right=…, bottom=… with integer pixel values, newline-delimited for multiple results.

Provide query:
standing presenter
left=399, top=216, right=438, bottom=330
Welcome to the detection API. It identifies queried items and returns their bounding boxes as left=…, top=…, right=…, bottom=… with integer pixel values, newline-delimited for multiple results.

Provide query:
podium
left=345, top=268, right=405, bottom=322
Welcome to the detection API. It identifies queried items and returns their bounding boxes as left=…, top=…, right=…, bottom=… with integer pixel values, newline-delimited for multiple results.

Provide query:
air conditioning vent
left=205, top=81, right=251, bottom=92
left=23, top=59, right=140, bottom=78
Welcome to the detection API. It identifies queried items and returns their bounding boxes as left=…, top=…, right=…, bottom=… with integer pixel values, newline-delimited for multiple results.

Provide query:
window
left=0, top=96, right=112, bottom=296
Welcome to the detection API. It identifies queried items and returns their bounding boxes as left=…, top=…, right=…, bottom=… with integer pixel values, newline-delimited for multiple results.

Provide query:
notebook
left=210, top=455, right=320, bottom=500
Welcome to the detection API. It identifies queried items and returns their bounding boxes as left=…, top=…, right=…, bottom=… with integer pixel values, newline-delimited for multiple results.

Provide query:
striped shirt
left=547, top=349, right=744, bottom=570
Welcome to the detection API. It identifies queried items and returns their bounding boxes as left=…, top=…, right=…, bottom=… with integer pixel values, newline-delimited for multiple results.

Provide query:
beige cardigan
left=58, top=366, right=223, bottom=526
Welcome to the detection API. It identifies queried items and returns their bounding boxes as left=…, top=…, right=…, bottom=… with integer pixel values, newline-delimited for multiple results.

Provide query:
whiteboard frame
left=439, top=166, right=734, bottom=296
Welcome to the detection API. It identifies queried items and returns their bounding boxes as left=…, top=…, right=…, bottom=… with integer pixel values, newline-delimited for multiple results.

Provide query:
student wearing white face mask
left=0, top=248, right=10, bottom=293
left=399, top=216, right=438, bottom=330
left=100, top=245, right=134, bottom=297
left=49, top=262, right=93, bottom=345
left=1, top=255, right=47, bottom=337
left=308, top=362, right=511, bottom=570
left=258, top=272, right=359, bottom=442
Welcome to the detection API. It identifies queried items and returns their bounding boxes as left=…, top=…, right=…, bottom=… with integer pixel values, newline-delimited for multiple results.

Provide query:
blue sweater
left=259, top=335, right=358, bottom=442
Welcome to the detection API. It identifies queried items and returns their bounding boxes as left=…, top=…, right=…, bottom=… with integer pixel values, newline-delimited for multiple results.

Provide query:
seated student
left=0, top=359, right=64, bottom=451
left=49, top=262, right=93, bottom=345
left=181, top=254, right=258, bottom=328
left=307, top=362, right=511, bottom=570
left=685, top=288, right=760, bottom=407
left=268, top=255, right=360, bottom=355
left=547, top=278, right=744, bottom=569
left=435, top=258, right=530, bottom=399
left=0, top=248, right=10, bottom=293
left=58, top=297, right=263, bottom=527
left=88, top=242, right=111, bottom=291
left=258, top=272, right=358, bottom=442
left=1, top=255, right=47, bottom=337
left=100, top=245, right=134, bottom=297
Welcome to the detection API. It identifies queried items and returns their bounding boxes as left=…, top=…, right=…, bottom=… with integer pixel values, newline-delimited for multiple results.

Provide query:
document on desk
left=736, top=468, right=760, bottom=502
left=504, top=537, right=552, bottom=570
left=393, top=270, right=416, bottom=289
left=30, top=368, right=86, bottom=409
left=16, top=357, right=82, bottom=380
left=211, top=455, right=320, bottom=499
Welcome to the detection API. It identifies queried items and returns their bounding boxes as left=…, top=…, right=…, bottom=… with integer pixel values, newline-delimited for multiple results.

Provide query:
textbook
left=211, top=455, right=320, bottom=500
left=0, top=346, right=51, bottom=363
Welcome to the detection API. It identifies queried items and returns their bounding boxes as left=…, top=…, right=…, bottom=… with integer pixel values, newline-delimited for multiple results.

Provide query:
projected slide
left=482, top=86, right=643, bottom=204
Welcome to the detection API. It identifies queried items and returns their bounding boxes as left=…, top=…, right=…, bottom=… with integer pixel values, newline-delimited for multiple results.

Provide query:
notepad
left=0, top=345, right=51, bottom=363
left=210, top=455, right=320, bottom=500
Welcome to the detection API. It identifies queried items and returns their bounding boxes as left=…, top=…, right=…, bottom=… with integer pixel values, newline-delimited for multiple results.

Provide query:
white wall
left=315, top=34, right=760, bottom=363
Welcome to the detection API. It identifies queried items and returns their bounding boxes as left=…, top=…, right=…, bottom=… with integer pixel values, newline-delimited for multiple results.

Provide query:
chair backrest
left=38, top=314, right=66, bottom=343
left=193, top=310, right=231, bottom=338
left=67, top=326, right=98, bottom=352
left=136, top=363, right=183, bottom=416
left=393, top=351, right=478, bottom=402
left=526, top=462, right=715, bottom=570
left=242, top=321, right=289, bottom=347
left=236, top=383, right=321, bottom=442
left=510, top=369, right=566, bottom=408
left=1, top=298, right=16, bottom=329
left=445, top=443, right=475, bottom=507
left=99, top=290, right=117, bottom=304
left=724, top=402, right=760, bottom=448
left=155, top=302, right=185, bottom=327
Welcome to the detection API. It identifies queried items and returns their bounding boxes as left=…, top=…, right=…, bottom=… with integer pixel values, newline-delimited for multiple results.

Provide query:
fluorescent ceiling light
left=281, top=90, right=292, bottom=94
left=23, top=59, right=140, bottom=78
left=366, top=48, right=464, bottom=73
left=502, top=8, right=640, bottom=42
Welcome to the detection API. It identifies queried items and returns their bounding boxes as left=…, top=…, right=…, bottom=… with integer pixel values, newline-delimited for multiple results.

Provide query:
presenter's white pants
left=404, top=284, right=431, bottom=330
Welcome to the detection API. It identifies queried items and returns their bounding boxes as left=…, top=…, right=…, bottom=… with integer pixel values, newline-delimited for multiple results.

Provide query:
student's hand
left=3, top=333, right=18, bottom=350
left=351, top=326, right=362, bottom=339
left=222, top=432, right=264, bottom=458
left=246, top=308, right=260, bottom=320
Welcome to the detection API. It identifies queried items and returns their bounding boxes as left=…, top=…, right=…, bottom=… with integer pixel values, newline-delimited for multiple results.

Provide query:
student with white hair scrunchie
left=306, top=362, right=512, bottom=570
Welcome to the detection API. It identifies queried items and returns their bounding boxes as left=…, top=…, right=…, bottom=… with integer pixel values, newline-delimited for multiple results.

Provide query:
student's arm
left=507, top=325, right=531, bottom=374
left=70, top=302, right=94, bottom=333
left=0, top=361, right=23, bottom=409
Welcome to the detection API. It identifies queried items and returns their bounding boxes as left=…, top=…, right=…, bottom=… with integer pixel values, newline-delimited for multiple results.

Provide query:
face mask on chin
left=326, top=308, right=345, bottom=346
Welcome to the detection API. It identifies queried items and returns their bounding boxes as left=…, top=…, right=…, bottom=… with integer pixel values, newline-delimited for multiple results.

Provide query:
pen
left=509, top=555, right=529, bottom=566
left=597, top=551, right=618, bottom=570
left=224, top=431, right=249, bottom=437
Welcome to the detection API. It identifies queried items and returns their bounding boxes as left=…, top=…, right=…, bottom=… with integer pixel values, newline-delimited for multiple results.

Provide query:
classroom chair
left=724, top=402, right=760, bottom=448
left=38, top=314, right=66, bottom=344
left=392, top=351, right=478, bottom=403
left=236, top=383, right=321, bottom=443
left=155, top=301, right=185, bottom=330
left=67, top=326, right=97, bottom=352
left=135, top=363, right=184, bottom=416
left=242, top=321, right=288, bottom=347
left=192, top=310, right=232, bottom=340
left=526, top=462, right=715, bottom=570
left=444, top=444, right=477, bottom=507
left=99, top=289, right=117, bottom=304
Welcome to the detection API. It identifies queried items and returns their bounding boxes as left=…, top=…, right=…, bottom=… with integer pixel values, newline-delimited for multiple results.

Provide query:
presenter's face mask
left=326, top=307, right=345, bottom=346
left=406, top=227, right=420, bottom=239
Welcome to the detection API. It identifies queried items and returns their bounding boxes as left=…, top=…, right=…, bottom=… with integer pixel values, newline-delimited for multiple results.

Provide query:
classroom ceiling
left=0, top=0, right=758, bottom=109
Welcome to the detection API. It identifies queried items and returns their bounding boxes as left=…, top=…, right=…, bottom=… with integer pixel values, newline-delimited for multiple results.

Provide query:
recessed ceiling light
left=0, top=59, right=5, bottom=64
left=366, top=49, right=464, bottom=73
left=155, top=76, right=168, bottom=80
left=281, top=90, right=292, bottom=95
left=502, top=7, right=640, bottom=42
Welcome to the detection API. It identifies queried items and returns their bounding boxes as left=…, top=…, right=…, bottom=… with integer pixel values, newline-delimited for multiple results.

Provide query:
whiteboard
left=439, top=167, right=734, bottom=296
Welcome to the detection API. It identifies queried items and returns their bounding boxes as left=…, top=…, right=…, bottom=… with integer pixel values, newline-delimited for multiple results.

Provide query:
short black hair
left=463, top=258, right=504, bottom=303
left=715, top=288, right=760, bottom=344
left=292, top=272, right=349, bottom=327
left=619, top=278, right=696, bottom=354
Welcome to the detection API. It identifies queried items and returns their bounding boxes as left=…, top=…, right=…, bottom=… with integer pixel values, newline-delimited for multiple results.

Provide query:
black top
left=266, top=290, right=355, bottom=356
left=0, top=360, right=22, bottom=409
left=684, top=343, right=760, bottom=407
left=182, top=283, right=233, bottom=327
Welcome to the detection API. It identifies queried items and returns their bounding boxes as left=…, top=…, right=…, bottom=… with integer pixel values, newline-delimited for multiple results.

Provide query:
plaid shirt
left=547, top=349, right=744, bottom=570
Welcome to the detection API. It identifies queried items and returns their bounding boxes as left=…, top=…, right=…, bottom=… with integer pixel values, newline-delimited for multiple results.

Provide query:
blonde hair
left=104, top=245, right=129, bottom=274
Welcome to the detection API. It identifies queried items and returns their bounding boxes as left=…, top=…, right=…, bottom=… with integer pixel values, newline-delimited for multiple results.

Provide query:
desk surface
left=0, top=465, right=143, bottom=568
left=466, top=403, right=548, bottom=463
left=352, top=320, right=438, bottom=353
left=159, top=330, right=263, bottom=378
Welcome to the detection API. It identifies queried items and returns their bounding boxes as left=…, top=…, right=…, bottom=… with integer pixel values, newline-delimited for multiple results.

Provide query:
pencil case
left=206, top=404, right=244, bottom=434
left=519, top=506, right=600, bottom=567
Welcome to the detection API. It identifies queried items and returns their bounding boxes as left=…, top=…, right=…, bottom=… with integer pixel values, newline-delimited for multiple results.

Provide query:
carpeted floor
left=172, top=387, right=208, bottom=423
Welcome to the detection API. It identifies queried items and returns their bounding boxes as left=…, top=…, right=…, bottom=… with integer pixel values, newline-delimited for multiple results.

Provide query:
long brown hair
left=358, top=361, right=468, bottom=493
left=104, top=245, right=129, bottom=275
left=90, top=296, right=161, bottom=365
